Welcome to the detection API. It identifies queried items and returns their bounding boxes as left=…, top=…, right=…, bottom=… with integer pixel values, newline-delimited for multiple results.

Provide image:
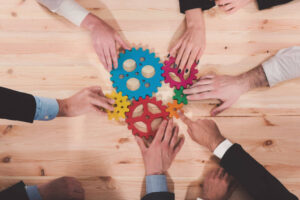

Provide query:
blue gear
left=110, top=47, right=164, bottom=100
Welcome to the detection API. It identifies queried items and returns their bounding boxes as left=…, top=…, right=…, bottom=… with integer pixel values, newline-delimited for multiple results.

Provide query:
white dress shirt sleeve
left=262, top=46, right=300, bottom=87
left=213, top=139, right=233, bottom=159
left=36, top=0, right=89, bottom=26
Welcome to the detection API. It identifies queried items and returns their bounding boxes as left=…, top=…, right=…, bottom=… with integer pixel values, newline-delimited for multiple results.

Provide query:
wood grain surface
left=0, top=0, right=300, bottom=199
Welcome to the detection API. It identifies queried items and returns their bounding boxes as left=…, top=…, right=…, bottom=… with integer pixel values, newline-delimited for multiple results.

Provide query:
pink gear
left=162, top=56, right=198, bottom=89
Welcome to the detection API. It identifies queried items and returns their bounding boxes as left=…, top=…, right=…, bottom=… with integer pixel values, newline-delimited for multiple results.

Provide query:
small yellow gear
left=105, top=91, right=131, bottom=121
left=166, top=100, right=184, bottom=119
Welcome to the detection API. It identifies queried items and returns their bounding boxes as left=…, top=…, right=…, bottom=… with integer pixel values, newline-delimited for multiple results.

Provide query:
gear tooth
left=145, top=49, right=150, bottom=54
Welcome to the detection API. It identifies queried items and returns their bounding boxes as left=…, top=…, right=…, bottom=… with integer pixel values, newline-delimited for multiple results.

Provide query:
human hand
left=169, top=8, right=205, bottom=72
left=215, top=0, right=254, bottom=14
left=81, top=13, right=130, bottom=71
left=57, top=86, right=114, bottom=117
left=135, top=119, right=185, bottom=175
left=202, top=168, right=236, bottom=200
left=179, top=112, right=225, bottom=152
left=37, top=177, right=84, bottom=200
left=183, top=74, right=249, bottom=116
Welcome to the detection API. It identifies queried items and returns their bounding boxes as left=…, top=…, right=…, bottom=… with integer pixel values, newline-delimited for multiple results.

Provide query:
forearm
left=0, top=87, right=36, bottom=123
left=256, top=0, right=293, bottom=10
left=179, top=0, right=215, bottom=13
left=238, top=65, right=269, bottom=92
left=220, top=144, right=298, bottom=200
left=36, top=0, right=89, bottom=26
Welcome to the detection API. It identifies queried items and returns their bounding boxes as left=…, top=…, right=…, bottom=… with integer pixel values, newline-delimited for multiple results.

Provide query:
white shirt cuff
left=56, top=0, right=89, bottom=26
left=213, top=139, right=233, bottom=159
left=197, top=198, right=204, bottom=200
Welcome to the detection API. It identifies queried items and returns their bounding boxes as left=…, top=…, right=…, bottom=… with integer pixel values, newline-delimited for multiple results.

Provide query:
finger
left=153, top=120, right=168, bottom=144
left=199, top=74, right=215, bottom=80
left=91, top=92, right=114, bottom=105
left=226, top=7, right=237, bottom=14
left=96, top=47, right=108, bottom=70
left=92, top=106, right=107, bottom=116
left=213, top=168, right=221, bottom=179
left=183, top=85, right=214, bottom=95
left=219, top=168, right=226, bottom=178
left=90, top=96, right=114, bottom=111
left=179, top=111, right=193, bottom=126
left=186, top=128, right=195, bottom=142
left=104, top=48, right=113, bottom=72
left=216, top=0, right=232, bottom=6
left=135, top=136, right=147, bottom=152
left=178, top=44, right=193, bottom=71
left=187, top=92, right=216, bottom=101
left=186, top=48, right=200, bottom=70
left=222, top=3, right=234, bottom=11
left=196, top=47, right=204, bottom=62
left=217, top=168, right=224, bottom=178
left=115, top=34, right=130, bottom=50
left=169, top=34, right=185, bottom=57
left=170, top=125, right=179, bottom=149
left=190, top=79, right=214, bottom=88
left=175, top=40, right=188, bottom=68
left=110, top=45, right=118, bottom=70
left=173, top=136, right=185, bottom=156
left=210, top=101, right=231, bottom=116
left=163, top=119, right=174, bottom=144
left=89, top=86, right=107, bottom=99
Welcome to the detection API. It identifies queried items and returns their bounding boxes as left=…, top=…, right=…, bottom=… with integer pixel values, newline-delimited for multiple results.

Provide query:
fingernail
left=167, top=53, right=170, bottom=58
left=178, top=69, right=182, bottom=73
left=174, top=64, right=178, bottom=68
left=185, top=69, right=189, bottom=73
left=196, top=60, right=200, bottom=64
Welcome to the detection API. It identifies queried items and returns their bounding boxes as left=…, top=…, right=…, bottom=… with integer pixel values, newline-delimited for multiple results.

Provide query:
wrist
left=81, top=13, right=102, bottom=31
left=57, top=99, right=68, bottom=117
left=146, top=169, right=165, bottom=176
left=185, top=8, right=204, bottom=29
left=209, top=136, right=226, bottom=152
left=235, top=74, right=252, bottom=94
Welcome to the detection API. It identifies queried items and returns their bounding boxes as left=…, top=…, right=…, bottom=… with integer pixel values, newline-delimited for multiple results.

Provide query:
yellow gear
left=106, top=91, right=131, bottom=121
left=166, top=100, right=184, bottom=119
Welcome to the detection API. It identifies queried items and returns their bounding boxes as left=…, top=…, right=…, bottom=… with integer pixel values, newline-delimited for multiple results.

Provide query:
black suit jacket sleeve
left=142, top=192, right=174, bottom=200
left=179, top=0, right=215, bottom=13
left=0, top=181, right=30, bottom=200
left=256, top=0, right=293, bottom=9
left=0, top=87, right=36, bottom=123
left=220, top=144, right=298, bottom=200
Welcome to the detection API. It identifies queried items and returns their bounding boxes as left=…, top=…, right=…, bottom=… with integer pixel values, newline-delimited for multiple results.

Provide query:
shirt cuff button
left=44, top=116, right=49, bottom=120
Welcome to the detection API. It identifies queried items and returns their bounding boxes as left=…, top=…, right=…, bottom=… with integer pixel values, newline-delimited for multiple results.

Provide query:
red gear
left=126, top=96, right=168, bottom=139
left=162, top=56, right=198, bottom=89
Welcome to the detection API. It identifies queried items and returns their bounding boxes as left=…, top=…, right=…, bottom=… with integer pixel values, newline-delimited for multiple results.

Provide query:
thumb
left=135, top=136, right=146, bottom=152
left=115, top=34, right=130, bottom=50
left=210, top=101, right=231, bottom=116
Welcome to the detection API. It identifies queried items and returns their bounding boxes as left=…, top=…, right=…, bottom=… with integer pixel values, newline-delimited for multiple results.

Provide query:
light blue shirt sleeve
left=25, top=186, right=42, bottom=200
left=146, top=175, right=168, bottom=194
left=34, top=96, right=59, bottom=121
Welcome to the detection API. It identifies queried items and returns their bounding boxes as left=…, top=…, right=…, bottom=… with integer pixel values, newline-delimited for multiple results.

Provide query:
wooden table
left=0, top=0, right=300, bottom=199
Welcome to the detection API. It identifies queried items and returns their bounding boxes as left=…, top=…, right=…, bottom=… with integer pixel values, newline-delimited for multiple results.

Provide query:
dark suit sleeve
left=0, top=181, right=30, bottom=200
left=256, top=0, right=293, bottom=10
left=0, top=87, right=36, bottom=123
left=220, top=143, right=298, bottom=200
left=142, top=192, right=174, bottom=200
left=179, top=0, right=215, bottom=13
